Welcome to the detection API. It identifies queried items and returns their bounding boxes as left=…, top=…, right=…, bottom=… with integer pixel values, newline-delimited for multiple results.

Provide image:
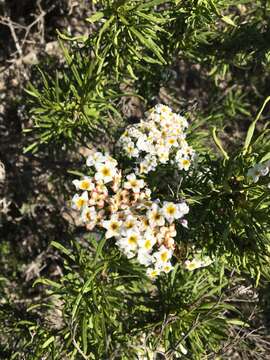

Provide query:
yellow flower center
left=186, top=263, right=197, bottom=271
left=150, top=270, right=158, bottom=277
left=153, top=212, right=161, bottom=221
left=130, top=180, right=138, bottom=187
left=110, top=222, right=119, bottom=231
left=167, top=205, right=176, bottom=215
left=160, top=251, right=168, bottom=262
left=128, top=235, right=138, bottom=246
left=101, top=167, right=110, bottom=176
left=143, top=218, right=149, bottom=227
left=76, top=198, right=86, bottom=208
left=144, top=240, right=152, bottom=250
left=182, top=159, right=190, bottom=166
left=125, top=221, right=134, bottom=229
left=81, top=180, right=90, bottom=190
left=86, top=211, right=92, bottom=221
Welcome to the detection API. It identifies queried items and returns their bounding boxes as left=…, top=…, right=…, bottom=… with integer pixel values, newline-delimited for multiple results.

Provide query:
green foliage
left=25, top=43, right=123, bottom=153
left=4, top=0, right=270, bottom=358
left=20, top=237, right=242, bottom=359
left=24, top=0, right=270, bottom=152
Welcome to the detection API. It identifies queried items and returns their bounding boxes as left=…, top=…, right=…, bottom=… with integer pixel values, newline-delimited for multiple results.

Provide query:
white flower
left=95, top=162, right=117, bottom=183
left=124, top=142, right=139, bottom=158
left=124, top=173, right=145, bottom=193
left=184, top=256, right=213, bottom=271
left=166, top=136, right=178, bottom=147
left=153, top=104, right=172, bottom=115
left=102, top=217, right=122, bottom=239
left=247, top=163, right=269, bottom=183
left=136, top=134, right=149, bottom=152
left=162, top=202, right=177, bottom=223
left=137, top=250, right=153, bottom=266
left=147, top=203, right=165, bottom=227
left=179, top=343, right=188, bottom=355
left=177, top=202, right=189, bottom=218
left=81, top=206, right=97, bottom=223
left=138, top=233, right=156, bottom=252
left=138, top=155, right=157, bottom=174
left=72, top=191, right=88, bottom=210
left=86, top=151, right=106, bottom=167
left=118, top=231, right=141, bottom=252
left=122, top=215, right=139, bottom=234
left=146, top=267, right=160, bottom=279
left=154, top=245, right=173, bottom=266
left=156, top=146, right=170, bottom=164
left=72, top=177, right=94, bottom=191
left=180, top=219, right=188, bottom=228
left=161, top=262, right=173, bottom=273
left=71, top=147, right=193, bottom=277
left=177, top=158, right=191, bottom=171
left=162, top=202, right=188, bottom=223
left=119, top=104, right=194, bottom=176
left=184, top=258, right=202, bottom=271
left=247, top=164, right=262, bottom=183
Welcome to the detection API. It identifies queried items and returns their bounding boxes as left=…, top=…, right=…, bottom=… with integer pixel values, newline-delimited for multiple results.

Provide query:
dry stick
left=37, top=0, right=45, bottom=44
left=0, top=3, right=56, bottom=63
left=5, top=17, right=23, bottom=57
left=21, top=0, right=51, bottom=48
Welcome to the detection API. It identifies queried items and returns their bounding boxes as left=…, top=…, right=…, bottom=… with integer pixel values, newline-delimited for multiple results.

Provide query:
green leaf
left=137, top=0, right=168, bottom=10
left=33, top=278, right=62, bottom=289
left=127, top=64, right=138, bottom=80
left=23, top=142, right=38, bottom=154
left=227, top=319, right=249, bottom=327
left=51, top=241, right=75, bottom=261
left=94, top=236, right=107, bottom=263
left=86, top=11, right=104, bottom=24
left=260, top=152, right=270, bottom=163
left=221, top=16, right=236, bottom=27
left=212, top=127, right=229, bottom=160
left=96, top=16, right=115, bottom=56
left=42, top=336, right=55, bottom=349
left=82, top=316, right=88, bottom=354
left=129, top=27, right=166, bottom=64
left=243, top=96, right=270, bottom=155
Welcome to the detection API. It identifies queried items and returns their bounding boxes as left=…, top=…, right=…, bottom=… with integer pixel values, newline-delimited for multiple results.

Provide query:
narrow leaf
left=243, top=96, right=270, bottom=154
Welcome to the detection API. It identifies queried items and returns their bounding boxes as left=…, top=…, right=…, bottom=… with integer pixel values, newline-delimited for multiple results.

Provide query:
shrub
left=2, top=1, right=270, bottom=359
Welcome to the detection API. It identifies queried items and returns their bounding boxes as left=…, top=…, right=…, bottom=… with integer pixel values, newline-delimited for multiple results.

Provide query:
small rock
left=45, top=41, right=61, bottom=57
left=22, top=51, right=39, bottom=65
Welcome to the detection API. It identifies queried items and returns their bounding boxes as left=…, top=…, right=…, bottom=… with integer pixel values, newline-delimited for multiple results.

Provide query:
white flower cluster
left=118, top=104, right=195, bottom=174
left=72, top=151, right=189, bottom=278
left=247, top=160, right=270, bottom=187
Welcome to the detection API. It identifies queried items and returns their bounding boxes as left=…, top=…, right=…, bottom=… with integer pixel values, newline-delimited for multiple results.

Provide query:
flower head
left=154, top=245, right=173, bottom=266
left=124, top=173, right=145, bottom=193
left=103, top=217, right=122, bottom=239
left=72, top=191, right=88, bottom=210
left=72, top=177, right=94, bottom=191
left=95, top=162, right=117, bottom=183
left=247, top=163, right=269, bottom=183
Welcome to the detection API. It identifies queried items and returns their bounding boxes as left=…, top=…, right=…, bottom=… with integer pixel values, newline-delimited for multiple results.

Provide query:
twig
left=0, top=3, right=56, bottom=64
left=5, top=17, right=22, bottom=57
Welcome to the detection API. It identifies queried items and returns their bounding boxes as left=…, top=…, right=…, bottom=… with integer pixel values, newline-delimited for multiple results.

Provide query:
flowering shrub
left=71, top=142, right=190, bottom=278
left=29, top=89, right=265, bottom=358
left=6, top=1, right=270, bottom=358
left=14, top=97, right=270, bottom=359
